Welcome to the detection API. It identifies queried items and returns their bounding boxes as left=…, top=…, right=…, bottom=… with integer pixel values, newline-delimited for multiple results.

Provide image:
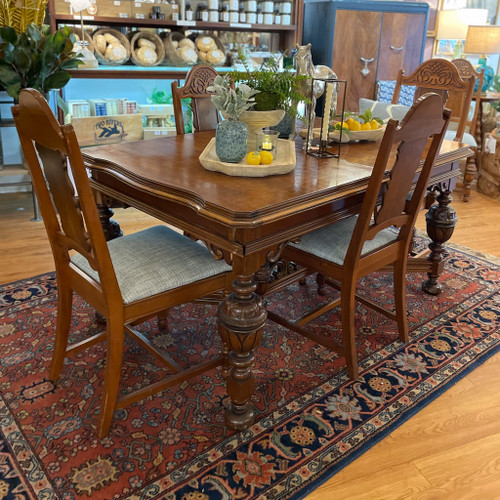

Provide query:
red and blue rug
left=0, top=242, right=498, bottom=499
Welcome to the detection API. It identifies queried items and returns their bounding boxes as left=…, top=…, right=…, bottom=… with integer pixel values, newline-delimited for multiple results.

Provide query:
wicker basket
left=194, top=35, right=226, bottom=66
left=70, top=27, right=95, bottom=54
left=162, top=32, right=197, bottom=66
left=129, top=31, right=165, bottom=67
left=92, top=28, right=130, bottom=66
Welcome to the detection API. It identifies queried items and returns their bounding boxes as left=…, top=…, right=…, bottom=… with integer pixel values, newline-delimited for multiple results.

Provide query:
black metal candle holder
left=305, top=78, right=347, bottom=159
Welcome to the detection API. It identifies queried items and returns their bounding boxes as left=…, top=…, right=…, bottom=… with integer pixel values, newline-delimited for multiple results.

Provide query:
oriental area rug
left=0, top=242, right=499, bottom=499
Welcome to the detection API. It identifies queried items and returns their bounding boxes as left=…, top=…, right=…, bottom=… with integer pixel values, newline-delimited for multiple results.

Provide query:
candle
left=321, top=82, right=334, bottom=143
left=262, top=136, right=273, bottom=150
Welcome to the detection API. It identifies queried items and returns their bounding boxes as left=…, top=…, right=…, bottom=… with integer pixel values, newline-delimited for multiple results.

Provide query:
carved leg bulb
left=217, top=268, right=267, bottom=431
left=462, top=151, right=477, bottom=202
left=423, top=185, right=457, bottom=295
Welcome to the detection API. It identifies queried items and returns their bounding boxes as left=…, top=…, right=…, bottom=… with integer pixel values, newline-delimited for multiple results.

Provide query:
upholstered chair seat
left=290, top=216, right=398, bottom=266
left=71, top=226, right=231, bottom=304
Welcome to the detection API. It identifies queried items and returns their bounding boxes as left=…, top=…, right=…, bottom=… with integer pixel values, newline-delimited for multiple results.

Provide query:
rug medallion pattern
left=0, top=244, right=498, bottom=499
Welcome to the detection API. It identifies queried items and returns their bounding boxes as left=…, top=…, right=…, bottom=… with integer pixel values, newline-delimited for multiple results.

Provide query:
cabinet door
left=332, top=9, right=382, bottom=111
left=377, top=12, right=426, bottom=81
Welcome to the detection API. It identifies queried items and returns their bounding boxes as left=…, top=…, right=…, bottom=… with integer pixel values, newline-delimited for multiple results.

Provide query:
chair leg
left=463, top=149, right=477, bottom=202
left=49, top=284, right=73, bottom=381
left=98, top=315, right=125, bottom=438
left=316, top=273, right=327, bottom=296
left=340, top=280, right=359, bottom=380
left=394, top=259, right=409, bottom=342
left=157, top=308, right=169, bottom=330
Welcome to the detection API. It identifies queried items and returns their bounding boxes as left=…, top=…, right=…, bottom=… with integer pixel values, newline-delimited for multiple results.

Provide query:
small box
left=137, top=104, right=174, bottom=117
left=70, top=114, right=143, bottom=146
left=143, top=127, right=177, bottom=140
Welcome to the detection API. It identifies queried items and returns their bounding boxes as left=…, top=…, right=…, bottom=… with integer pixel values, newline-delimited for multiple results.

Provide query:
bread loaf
left=178, top=46, right=197, bottom=64
left=105, top=44, right=127, bottom=62
left=135, top=46, right=157, bottom=65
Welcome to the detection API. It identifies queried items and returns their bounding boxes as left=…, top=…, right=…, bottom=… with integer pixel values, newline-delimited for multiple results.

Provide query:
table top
left=83, top=131, right=471, bottom=223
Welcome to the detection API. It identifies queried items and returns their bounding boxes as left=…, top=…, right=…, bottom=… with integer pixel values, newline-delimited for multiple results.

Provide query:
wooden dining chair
left=171, top=64, right=221, bottom=135
left=12, top=88, right=232, bottom=438
left=268, top=93, right=451, bottom=380
left=392, top=58, right=476, bottom=202
left=451, top=58, right=484, bottom=202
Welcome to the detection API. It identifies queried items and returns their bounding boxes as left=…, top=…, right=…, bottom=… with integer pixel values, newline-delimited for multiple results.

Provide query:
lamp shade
left=464, top=25, right=500, bottom=54
left=436, top=9, right=488, bottom=40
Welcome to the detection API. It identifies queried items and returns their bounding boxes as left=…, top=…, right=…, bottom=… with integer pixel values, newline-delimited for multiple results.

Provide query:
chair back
left=451, top=58, right=484, bottom=137
left=345, top=93, right=451, bottom=269
left=12, top=89, right=121, bottom=302
left=392, top=59, right=474, bottom=142
left=172, top=64, right=221, bottom=135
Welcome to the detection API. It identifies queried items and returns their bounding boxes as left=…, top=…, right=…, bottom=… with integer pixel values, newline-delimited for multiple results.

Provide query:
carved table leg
left=97, top=204, right=123, bottom=241
left=217, top=256, right=267, bottom=431
left=422, top=185, right=458, bottom=295
left=462, top=149, right=477, bottom=202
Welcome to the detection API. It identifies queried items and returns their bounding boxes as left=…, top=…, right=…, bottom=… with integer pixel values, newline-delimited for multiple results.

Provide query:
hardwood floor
left=1, top=185, right=499, bottom=498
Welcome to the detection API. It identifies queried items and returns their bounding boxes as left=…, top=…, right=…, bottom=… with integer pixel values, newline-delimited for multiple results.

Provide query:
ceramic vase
left=215, top=120, right=248, bottom=163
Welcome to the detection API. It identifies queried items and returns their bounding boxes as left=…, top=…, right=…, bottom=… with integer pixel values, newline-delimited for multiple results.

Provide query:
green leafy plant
left=207, top=74, right=259, bottom=121
left=490, top=76, right=500, bottom=113
left=0, top=23, right=83, bottom=102
left=231, top=51, right=309, bottom=116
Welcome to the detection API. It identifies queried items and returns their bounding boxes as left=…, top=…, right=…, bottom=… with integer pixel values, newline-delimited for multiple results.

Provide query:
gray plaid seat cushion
left=290, top=215, right=398, bottom=265
left=71, top=226, right=231, bottom=304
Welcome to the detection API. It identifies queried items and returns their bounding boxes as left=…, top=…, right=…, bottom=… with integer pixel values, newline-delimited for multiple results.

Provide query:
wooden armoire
left=302, top=0, right=429, bottom=111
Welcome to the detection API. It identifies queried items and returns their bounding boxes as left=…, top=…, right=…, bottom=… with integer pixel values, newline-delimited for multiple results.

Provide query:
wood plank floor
left=1, top=185, right=499, bottom=498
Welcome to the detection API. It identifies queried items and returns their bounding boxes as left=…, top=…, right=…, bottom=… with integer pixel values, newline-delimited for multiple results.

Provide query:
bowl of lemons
left=331, top=109, right=386, bottom=143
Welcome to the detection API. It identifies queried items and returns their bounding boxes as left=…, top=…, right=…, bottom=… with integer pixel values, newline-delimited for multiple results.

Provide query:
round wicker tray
left=129, top=31, right=165, bottom=67
left=92, top=28, right=130, bottom=66
left=162, top=32, right=197, bottom=66
left=195, top=35, right=226, bottom=65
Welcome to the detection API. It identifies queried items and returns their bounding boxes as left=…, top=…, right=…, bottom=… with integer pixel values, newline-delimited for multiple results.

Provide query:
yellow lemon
left=247, top=151, right=261, bottom=165
left=370, top=119, right=380, bottom=130
left=335, top=122, right=349, bottom=131
left=360, top=122, right=372, bottom=131
left=349, top=119, right=361, bottom=131
left=259, top=150, right=273, bottom=165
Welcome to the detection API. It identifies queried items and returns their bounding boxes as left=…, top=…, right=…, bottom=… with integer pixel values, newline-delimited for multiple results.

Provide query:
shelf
left=67, top=65, right=234, bottom=79
left=53, top=15, right=296, bottom=33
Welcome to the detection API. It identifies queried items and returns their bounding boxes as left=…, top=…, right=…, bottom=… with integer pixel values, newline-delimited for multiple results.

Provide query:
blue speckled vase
left=215, top=120, right=248, bottom=163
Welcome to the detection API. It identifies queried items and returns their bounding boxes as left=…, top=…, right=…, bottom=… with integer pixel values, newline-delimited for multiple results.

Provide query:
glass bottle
left=256, top=7, right=263, bottom=23
left=239, top=3, right=246, bottom=22
left=185, top=2, right=194, bottom=20
left=170, top=0, right=179, bottom=20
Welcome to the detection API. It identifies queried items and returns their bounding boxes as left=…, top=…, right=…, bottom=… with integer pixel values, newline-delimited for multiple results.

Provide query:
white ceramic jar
left=280, top=0, right=291, bottom=14
left=244, top=0, right=257, bottom=11
left=246, top=11, right=257, bottom=22
left=229, top=9, right=239, bottom=21
left=281, top=13, right=291, bottom=24
left=262, top=0, right=273, bottom=13
left=263, top=11, right=273, bottom=23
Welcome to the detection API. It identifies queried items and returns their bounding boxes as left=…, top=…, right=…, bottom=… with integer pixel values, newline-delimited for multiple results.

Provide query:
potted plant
left=208, top=74, right=259, bottom=163
left=0, top=23, right=83, bottom=103
left=231, top=52, right=310, bottom=139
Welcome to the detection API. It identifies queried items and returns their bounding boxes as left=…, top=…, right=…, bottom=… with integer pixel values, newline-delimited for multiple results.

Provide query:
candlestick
left=321, top=82, right=334, bottom=143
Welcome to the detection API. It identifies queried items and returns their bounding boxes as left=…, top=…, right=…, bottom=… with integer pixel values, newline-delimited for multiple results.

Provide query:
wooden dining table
left=82, top=130, right=472, bottom=432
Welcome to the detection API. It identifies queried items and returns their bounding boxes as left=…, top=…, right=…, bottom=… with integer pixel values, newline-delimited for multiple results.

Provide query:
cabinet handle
left=390, top=45, right=404, bottom=51
left=360, top=57, right=374, bottom=76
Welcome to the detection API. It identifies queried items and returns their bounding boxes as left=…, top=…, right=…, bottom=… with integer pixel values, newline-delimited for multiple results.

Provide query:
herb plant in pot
left=208, top=74, right=259, bottom=163
left=232, top=54, right=309, bottom=141
left=0, top=23, right=83, bottom=103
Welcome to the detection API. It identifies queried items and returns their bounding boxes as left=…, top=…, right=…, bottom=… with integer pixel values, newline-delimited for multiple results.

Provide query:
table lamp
left=435, top=9, right=488, bottom=58
left=464, top=25, right=500, bottom=91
